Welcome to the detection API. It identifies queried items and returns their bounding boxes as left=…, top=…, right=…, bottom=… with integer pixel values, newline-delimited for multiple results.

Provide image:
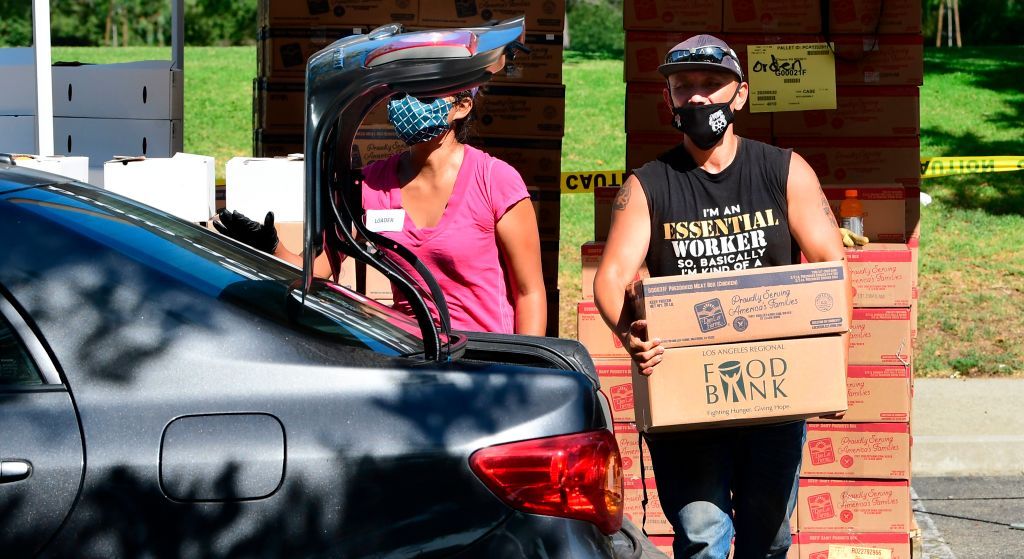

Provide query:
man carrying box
left=594, top=34, right=851, bottom=559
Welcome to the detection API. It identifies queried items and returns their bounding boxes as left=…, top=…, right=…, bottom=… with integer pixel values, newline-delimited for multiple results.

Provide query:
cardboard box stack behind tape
left=255, top=0, right=565, bottom=336
left=615, top=0, right=923, bottom=548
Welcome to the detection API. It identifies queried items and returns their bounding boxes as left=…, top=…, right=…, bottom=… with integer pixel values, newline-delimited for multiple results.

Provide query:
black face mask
left=671, top=84, right=741, bottom=150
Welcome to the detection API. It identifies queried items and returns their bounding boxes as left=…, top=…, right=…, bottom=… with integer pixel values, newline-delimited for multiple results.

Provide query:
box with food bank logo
left=797, top=532, right=911, bottom=559
left=850, top=309, right=913, bottom=366
left=845, top=244, right=915, bottom=308
left=623, top=477, right=673, bottom=535
left=630, top=262, right=849, bottom=349
left=802, top=423, right=911, bottom=479
left=598, top=359, right=636, bottom=422
left=632, top=334, right=848, bottom=432
left=816, top=365, right=912, bottom=423
left=798, top=479, right=911, bottom=533
left=613, top=422, right=653, bottom=480
left=577, top=301, right=629, bottom=358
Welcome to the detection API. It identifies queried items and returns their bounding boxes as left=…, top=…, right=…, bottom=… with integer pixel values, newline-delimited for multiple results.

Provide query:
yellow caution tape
left=920, top=156, right=1024, bottom=179
left=560, top=170, right=627, bottom=194
left=562, top=156, right=1024, bottom=192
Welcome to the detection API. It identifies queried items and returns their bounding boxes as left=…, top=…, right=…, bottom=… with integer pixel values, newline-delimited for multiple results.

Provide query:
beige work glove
left=839, top=227, right=870, bottom=247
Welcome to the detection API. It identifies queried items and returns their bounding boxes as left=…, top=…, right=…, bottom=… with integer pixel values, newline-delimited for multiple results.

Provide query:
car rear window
left=13, top=183, right=425, bottom=357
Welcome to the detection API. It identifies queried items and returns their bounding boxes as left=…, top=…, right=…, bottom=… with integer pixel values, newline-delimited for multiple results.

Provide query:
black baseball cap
left=657, top=34, right=744, bottom=82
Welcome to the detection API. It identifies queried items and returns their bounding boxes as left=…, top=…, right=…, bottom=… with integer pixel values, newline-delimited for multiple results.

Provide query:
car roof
left=0, top=162, right=74, bottom=194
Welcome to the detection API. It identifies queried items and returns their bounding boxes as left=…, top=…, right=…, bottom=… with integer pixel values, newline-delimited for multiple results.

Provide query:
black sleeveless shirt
left=634, top=138, right=798, bottom=278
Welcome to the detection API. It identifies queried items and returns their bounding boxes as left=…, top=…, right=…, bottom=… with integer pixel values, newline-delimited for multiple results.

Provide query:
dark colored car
left=0, top=160, right=638, bottom=557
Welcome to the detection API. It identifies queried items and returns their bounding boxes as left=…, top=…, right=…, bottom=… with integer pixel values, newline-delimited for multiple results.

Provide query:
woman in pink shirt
left=215, top=89, right=547, bottom=336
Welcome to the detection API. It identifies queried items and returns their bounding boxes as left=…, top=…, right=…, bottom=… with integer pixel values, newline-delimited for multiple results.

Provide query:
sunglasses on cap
left=664, top=46, right=738, bottom=65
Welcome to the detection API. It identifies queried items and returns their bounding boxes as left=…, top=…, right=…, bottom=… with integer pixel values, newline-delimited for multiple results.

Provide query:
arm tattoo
left=819, top=191, right=839, bottom=228
left=613, top=184, right=632, bottom=211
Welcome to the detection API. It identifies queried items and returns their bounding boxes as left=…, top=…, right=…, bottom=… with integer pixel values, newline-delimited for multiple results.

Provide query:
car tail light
left=469, top=429, right=623, bottom=535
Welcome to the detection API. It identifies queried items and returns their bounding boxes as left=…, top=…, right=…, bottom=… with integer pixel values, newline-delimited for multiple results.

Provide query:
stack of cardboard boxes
left=587, top=0, right=924, bottom=556
left=253, top=0, right=566, bottom=333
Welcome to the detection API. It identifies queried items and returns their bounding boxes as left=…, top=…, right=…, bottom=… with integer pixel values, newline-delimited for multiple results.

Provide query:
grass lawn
left=52, top=45, right=1023, bottom=376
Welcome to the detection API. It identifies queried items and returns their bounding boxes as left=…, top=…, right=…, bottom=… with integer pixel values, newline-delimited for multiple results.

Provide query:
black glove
left=212, top=210, right=280, bottom=254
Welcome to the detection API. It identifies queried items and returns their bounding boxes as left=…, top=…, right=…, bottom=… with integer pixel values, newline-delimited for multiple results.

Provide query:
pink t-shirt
left=360, top=145, right=530, bottom=334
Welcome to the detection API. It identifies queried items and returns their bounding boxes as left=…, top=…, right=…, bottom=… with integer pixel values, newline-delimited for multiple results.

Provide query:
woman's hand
left=212, top=210, right=279, bottom=254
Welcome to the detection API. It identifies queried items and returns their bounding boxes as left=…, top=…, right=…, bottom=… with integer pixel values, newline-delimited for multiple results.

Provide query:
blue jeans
left=643, top=420, right=806, bottom=559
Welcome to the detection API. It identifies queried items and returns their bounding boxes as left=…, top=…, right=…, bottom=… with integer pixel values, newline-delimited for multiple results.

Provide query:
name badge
left=365, top=209, right=405, bottom=232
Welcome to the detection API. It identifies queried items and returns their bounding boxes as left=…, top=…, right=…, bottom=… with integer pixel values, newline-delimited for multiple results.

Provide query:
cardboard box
left=258, top=26, right=366, bottom=78
left=577, top=301, right=629, bottom=358
left=798, top=532, right=911, bottom=559
left=633, top=334, right=848, bottom=433
left=904, top=183, right=920, bottom=241
left=720, top=34, right=923, bottom=87
left=273, top=222, right=357, bottom=290
left=623, top=0, right=722, bottom=31
left=51, top=62, right=183, bottom=120
left=10, top=154, right=89, bottom=183
left=253, top=79, right=391, bottom=131
left=776, top=137, right=920, bottom=187
left=632, top=262, right=850, bottom=350
left=822, top=185, right=906, bottom=243
left=816, top=365, right=912, bottom=423
left=625, top=81, right=772, bottom=141
left=491, top=33, right=563, bottom=85
left=598, top=359, right=635, bottom=421
left=846, top=244, right=914, bottom=308
left=850, top=308, right=912, bottom=366
left=351, top=124, right=406, bottom=168
left=581, top=241, right=649, bottom=301
left=625, top=31, right=687, bottom=83
left=469, top=136, right=561, bottom=190
left=771, top=86, right=920, bottom=138
left=798, top=479, right=911, bottom=533
left=832, top=34, right=923, bottom=86
left=648, top=536, right=674, bottom=557
left=417, top=0, right=565, bottom=32
left=475, top=84, right=565, bottom=138
left=626, top=133, right=676, bottom=171
left=623, top=477, right=674, bottom=535
left=540, top=239, right=558, bottom=284
left=56, top=117, right=182, bottom=186
left=614, top=422, right=653, bottom=478
left=829, top=0, right=921, bottom=34
left=724, top=0, right=821, bottom=33
left=528, top=188, right=560, bottom=241
left=253, top=129, right=301, bottom=158
left=103, top=153, right=215, bottom=223
left=802, top=423, right=911, bottom=479
left=594, top=186, right=617, bottom=241
left=360, top=260, right=393, bottom=300
left=225, top=156, right=305, bottom=223
left=259, top=0, right=417, bottom=27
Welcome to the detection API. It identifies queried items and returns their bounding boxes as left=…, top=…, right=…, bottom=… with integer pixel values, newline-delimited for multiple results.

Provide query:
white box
left=225, top=157, right=304, bottom=222
left=54, top=117, right=182, bottom=185
left=51, top=61, right=183, bottom=120
left=0, top=116, right=38, bottom=154
left=10, top=154, right=90, bottom=183
left=103, top=153, right=215, bottom=222
left=0, top=48, right=37, bottom=116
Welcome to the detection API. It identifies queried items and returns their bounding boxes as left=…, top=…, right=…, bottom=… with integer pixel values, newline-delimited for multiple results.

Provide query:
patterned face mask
left=387, top=95, right=454, bottom=145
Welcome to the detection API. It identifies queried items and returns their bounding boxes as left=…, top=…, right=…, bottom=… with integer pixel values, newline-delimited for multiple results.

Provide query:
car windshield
left=11, top=181, right=426, bottom=357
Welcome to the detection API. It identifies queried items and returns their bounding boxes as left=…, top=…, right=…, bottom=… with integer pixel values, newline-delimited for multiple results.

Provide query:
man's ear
left=662, top=86, right=675, bottom=115
left=732, top=81, right=749, bottom=112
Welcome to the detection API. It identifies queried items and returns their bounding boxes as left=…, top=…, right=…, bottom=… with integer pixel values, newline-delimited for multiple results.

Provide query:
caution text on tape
left=560, top=170, right=627, bottom=193
left=920, top=156, right=1024, bottom=179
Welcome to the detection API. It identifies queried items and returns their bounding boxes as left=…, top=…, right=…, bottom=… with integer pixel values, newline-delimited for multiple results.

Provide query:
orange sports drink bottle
left=839, top=189, right=864, bottom=237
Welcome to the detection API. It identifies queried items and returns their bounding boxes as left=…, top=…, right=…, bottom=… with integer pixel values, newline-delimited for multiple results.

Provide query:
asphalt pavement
left=912, top=378, right=1024, bottom=558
